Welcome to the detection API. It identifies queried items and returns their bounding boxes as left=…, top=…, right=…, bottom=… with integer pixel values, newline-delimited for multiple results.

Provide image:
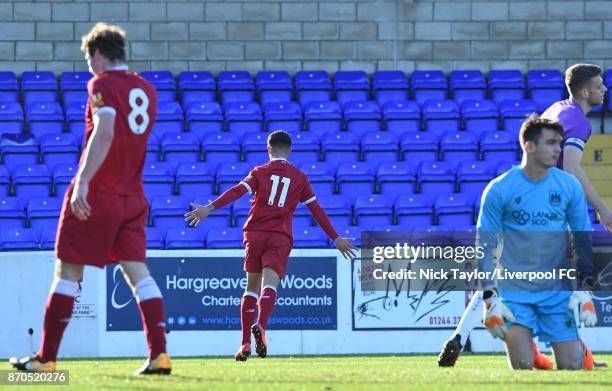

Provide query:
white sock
left=50, top=278, right=79, bottom=297
left=244, top=291, right=259, bottom=300
left=455, top=290, right=484, bottom=346
left=134, top=276, right=162, bottom=302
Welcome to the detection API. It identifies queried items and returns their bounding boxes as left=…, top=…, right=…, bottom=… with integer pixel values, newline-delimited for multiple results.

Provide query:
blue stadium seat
left=382, top=100, right=421, bottom=136
left=344, top=101, right=382, bottom=138
left=0, top=72, right=19, bottom=102
left=141, top=71, right=177, bottom=102
left=192, top=194, right=232, bottom=229
left=152, top=101, right=184, bottom=137
left=293, top=226, right=327, bottom=248
left=480, top=131, right=519, bottom=165
left=64, top=101, right=86, bottom=142
left=373, top=71, right=409, bottom=106
left=289, top=131, right=320, bottom=164
left=150, top=195, right=190, bottom=235
left=160, top=132, right=200, bottom=169
left=440, top=131, right=478, bottom=168
left=27, top=197, right=62, bottom=232
left=0, top=166, right=9, bottom=197
left=0, top=102, right=25, bottom=134
left=264, top=102, right=302, bottom=132
left=395, top=194, right=433, bottom=228
left=461, top=99, right=499, bottom=137
left=452, top=226, right=476, bottom=246
left=411, top=70, right=447, bottom=107
left=256, top=71, right=293, bottom=105
left=297, top=161, right=333, bottom=196
left=354, top=194, right=393, bottom=227
left=176, top=162, right=215, bottom=198
left=488, top=69, right=526, bottom=105
left=242, top=132, right=268, bottom=165
left=336, top=162, right=375, bottom=196
left=0, top=134, right=39, bottom=173
left=0, top=197, right=26, bottom=230
left=304, top=101, right=342, bottom=136
left=334, top=71, right=370, bottom=107
left=224, top=101, right=263, bottom=138
left=361, top=131, right=399, bottom=164
left=143, top=162, right=175, bottom=201
left=39, top=229, right=56, bottom=250
left=457, top=161, right=494, bottom=200
left=400, top=132, right=438, bottom=162
left=496, top=161, right=515, bottom=176
left=206, top=227, right=243, bottom=248
left=332, top=225, right=366, bottom=247
left=62, top=90, right=88, bottom=107
left=179, top=71, right=216, bottom=107
left=295, top=71, right=332, bottom=105
left=60, top=72, right=91, bottom=105
left=422, top=100, right=460, bottom=135
left=40, top=133, right=79, bottom=172
left=21, top=71, right=58, bottom=106
left=321, top=131, right=359, bottom=167
left=0, top=228, right=39, bottom=251
left=434, top=193, right=473, bottom=226
left=417, top=161, right=455, bottom=195
left=527, top=70, right=565, bottom=113
left=146, top=133, right=160, bottom=163
left=201, top=132, right=240, bottom=163
left=52, top=164, right=76, bottom=198
left=315, top=194, right=352, bottom=227
left=377, top=162, right=416, bottom=197
left=293, top=203, right=313, bottom=228
left=218, top=71, right=255, bottom=104
left=13, top=164, right=52, bottom=202
left=216, top=162, right=251, bottom=194
left=605, top=69, right=612, bottom=112
left=146, top=226, right=164, bottom=249
left=165, top=227, right=205, bottom=249
left=450, top=70, right=486, bottom=104
left=232, top=196, right=253, bottom=227
left=185, top=102, right=224, bottom=140
left=499, top=99, right=538, bottom=134
left=26, top=102, right=65, bottom=140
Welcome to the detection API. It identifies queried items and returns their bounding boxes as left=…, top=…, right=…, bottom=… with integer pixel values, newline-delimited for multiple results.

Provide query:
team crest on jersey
left=514, top=196, right=521, bottom=204
left=549, top=191, right=561, bottom=206
left=90, top=92, right=104, bottom=108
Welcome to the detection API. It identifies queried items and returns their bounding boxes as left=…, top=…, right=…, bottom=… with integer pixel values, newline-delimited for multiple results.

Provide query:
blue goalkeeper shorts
left=501, top=291, right=579, bottom=344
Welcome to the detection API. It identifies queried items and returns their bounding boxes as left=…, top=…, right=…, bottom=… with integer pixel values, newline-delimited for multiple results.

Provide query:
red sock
left=257, top=287, right=277, bottom=329
left=241, top=294, right=258, bottom=345
left=38, top=293, right=75, bottom=363
left=138, top=298, right=167, bottom=359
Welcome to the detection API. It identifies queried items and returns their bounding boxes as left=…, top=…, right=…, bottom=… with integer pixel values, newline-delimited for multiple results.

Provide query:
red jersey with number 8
left=241, top=158, right=316, bottom=239
left=82, top=69, right=157, bottom=194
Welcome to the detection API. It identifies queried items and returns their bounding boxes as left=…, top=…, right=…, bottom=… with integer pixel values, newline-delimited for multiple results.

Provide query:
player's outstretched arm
left=306, top=200, right=357, bottom=259
left=184, top=182, right=248, bottom=226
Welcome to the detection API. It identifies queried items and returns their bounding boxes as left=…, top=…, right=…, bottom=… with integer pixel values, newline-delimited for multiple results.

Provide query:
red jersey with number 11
left=240, top=158, right=316, bottom=239
left=82, top=68, right=157, bottom=194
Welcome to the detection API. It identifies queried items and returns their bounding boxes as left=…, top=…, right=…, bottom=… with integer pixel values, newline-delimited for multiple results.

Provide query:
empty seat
left=354, top=194, right=393, bottom=227
left=146, top=226, right=164, bottom=249
left=60, top=72, right=91, bottom=105
left=64, top=101, right=87, bottom=142
left=0, top=71, right=19, bottom=102
left=27, top=197, right=62, bottom=231
left=0, top=197, right=26, bottom=230
left=336, top=162, right=375, bottom=196
left=457, top=161, right=495, bottom=200
left=315, top=194, right=352, bottom=227
left=321, top=131, right=359, bottom=167
left=527, top=70, right=565, bottom=113
left=176, top=162, right=215, bottom=198
left=496, top=160, right=515, bottom=176
left=216, top=162, right=251, bottom=194
left=293, top=226, right=327, bottom=248
left=232, top=196, right=253, bottom=227
left=150, top=195, right=190, bottom=235
left=206, top=227, right=243, bottom=248
left=376, top=162, right=416, bottom=197
left=264, top=102, right=302, bottom=132
left=165, top=227, right=205, bottom=249
left=395, top=194, right=433, bottom=228
left=178, top=71, right=216, bottom=107
left=201, top=132, right=240, bottom=163
left=40, top=133, right=79, bottom=172
left=218, top=71, right=255, bottom=104
left=0, top=166, right=9, bottom=197
left=304, top=101, right=342, bottom=136
left=52, top=164, right=76, bottom=197
left=12, top=164, right=52, bottom=202
left=499, top=99, right=538, bottom=134
left=160, top=132, right=199, bottom=169
left=422, top=100, right=460, bottom=135
left=241, top=132, right=268, bottom=165
left=440, top=131, right=478, bottom=168
left=344, top=101, right=382, bottom=138
left=411, top=70, right=447, bottom=107
left=480, top=131, right=519, bottom=165
left=434, top=193, right=473, bottom=226
left=461, top=99, right=499, bottom=136
left=21, top=71, right=58, bottom=105
left=141, top=71, right=177, bottom=102
left=146, top=133, right=160, bottom=162
left=333, top=71, right=370, bottom=106
left=289, top=131, right=319, bottom=164
left=26, top=102, right=65, bottom=140
left=143, top=162, right=175, bottom=201
left=62, top=90, right=88, bottom=107
left=0, top=228, right=39, bottom=251
left=152, top=101, right=184, bottom=137
left=299, top=162, right=335, bottom=195
left=185, top=102, right=223, bottom=140
left=293, top=202, right=313, bottom=228
left=256, top=71, right=293, bottom=105
left=0, top=102, right=25, bottom=134
left=0, top=134, right=39, bottom=173
left=488, top=69, right=526, bottom=105
left=332, top=225, right=365, bottom=247
left=39, top=229, right=56, bottom=250
left=192, top=195, right=232, bottom=229
left=373, top=71, right=409, bottom=106
left=224, top=101, right=263, bottom=138
left=400, top=131, right=438, bottom=162
left=383, top=100, right=421, bottom=136
left=449, top=70, right=486, bottom=104
left=361, top=131, right=399, bottom=164
left=417, top=161, right=455, bottom=195
left=295, top=70, right=332, bottom=105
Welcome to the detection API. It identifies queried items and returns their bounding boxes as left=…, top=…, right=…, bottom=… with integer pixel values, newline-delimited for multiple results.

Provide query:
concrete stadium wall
left=1, top=0, right=611, bottom=75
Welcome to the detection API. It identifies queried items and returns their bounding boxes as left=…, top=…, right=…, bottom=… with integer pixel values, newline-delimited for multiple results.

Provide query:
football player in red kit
left=9, top=23, right=171, bottom=375
left=185, top=130, right=356, bottom=361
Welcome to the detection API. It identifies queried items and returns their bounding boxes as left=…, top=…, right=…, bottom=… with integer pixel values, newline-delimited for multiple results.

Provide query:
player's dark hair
left=519, top=114, right=564, bottom=146
left=267, top=130, right=292, bottom=150
left=80, top=23, right=126, bottom=62
left=565, top=63, right=601, bottom=96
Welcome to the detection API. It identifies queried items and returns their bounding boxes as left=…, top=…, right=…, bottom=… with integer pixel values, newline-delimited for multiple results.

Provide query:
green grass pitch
left=3, top=354, right=611, bottom=390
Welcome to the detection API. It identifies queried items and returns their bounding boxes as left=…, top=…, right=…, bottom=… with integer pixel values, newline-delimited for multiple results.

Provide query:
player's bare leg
left=552, top=341, right=582, bottom=370
left=504, top=325, right=534, bottom=370
left=236, top=272, right=262, bottom=361
left=10, top=260, right=83, bottom=372
left=252, top=267, right=281, bottom=358
left=120, top=261, right=171, bottom=375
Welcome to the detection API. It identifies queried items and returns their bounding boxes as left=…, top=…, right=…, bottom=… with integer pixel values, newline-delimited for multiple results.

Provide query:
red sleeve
left=88, top=77, right=117, bottom=116
left=211, top=183, right=248, bottom=209
left=300, top=175, right=316, bottom=204
left=307, top=200, right=339, bottom=241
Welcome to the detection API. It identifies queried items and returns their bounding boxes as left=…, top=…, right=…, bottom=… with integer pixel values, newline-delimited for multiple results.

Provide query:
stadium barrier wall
left=1, top=250, right=611, bottom=359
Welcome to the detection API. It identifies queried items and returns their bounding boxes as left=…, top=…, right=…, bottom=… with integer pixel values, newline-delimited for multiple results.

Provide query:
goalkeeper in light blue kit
left=476, top=115, right=597, bottom=370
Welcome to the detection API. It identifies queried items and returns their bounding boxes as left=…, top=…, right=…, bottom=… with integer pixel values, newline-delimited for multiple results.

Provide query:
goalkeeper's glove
left=568, top=291, right=597, bottom=327
left=483, top=288, right=516, bottom=340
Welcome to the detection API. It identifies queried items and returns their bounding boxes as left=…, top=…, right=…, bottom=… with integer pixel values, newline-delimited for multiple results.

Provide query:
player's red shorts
left=56, top=188, right=148, bottom=268
left=243, top=230, right=292, bottom=278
